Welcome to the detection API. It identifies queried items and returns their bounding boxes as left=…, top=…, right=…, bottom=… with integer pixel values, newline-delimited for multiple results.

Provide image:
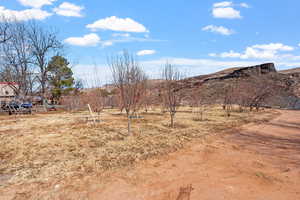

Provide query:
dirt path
left=1, top=110, right=300, bottom=199
left=87, top=110, right=300, bottom=200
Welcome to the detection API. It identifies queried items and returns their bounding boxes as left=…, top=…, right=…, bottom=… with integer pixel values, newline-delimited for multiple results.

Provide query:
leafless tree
left=0, top=16, right=11, bottom=44
left=109, top=51, right=148, bottom=135
left=238, top=75, right=280, bottom=111
left=141, top=86, right=157, bottom=112
left=208, top=80, right=235, bottom=117
left=27, top=22, right=63, bottom=101
left=190, top=85, right=214, bottom=121
left=214, top=74, right=282, bottom=113
left=0, top=21, right=33, bottom=97
left=161, top=63, right=182, bottom=127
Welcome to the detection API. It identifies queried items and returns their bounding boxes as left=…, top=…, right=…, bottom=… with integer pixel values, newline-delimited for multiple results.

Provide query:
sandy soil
left=1, top=110, right=300, bottom=199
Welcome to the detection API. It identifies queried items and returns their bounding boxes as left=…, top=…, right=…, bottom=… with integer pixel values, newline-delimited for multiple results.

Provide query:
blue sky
left=1, top=0, right=300, bottom=84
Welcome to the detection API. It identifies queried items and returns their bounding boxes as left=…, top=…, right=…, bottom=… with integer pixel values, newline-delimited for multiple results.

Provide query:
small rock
left=54, top=184, right=60, bottom=190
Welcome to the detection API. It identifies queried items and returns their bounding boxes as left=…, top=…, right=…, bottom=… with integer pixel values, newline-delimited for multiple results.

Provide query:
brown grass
left=0, top=106, right=277, bottom=186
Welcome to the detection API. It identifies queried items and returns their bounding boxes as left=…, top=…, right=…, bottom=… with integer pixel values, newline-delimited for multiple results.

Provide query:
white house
left=0, top=82, right=18, bottom=101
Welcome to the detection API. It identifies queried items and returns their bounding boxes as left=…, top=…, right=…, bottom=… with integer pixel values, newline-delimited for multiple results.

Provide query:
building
left=0, top=82, right=18, bottom=102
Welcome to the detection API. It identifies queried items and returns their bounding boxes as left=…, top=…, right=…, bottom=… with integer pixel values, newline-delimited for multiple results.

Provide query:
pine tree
left=47, top=55, right=74, bottom=104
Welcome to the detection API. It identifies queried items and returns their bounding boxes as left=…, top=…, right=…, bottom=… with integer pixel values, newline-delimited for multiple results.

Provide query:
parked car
left=0, top=101, right=32, bottom=115
left=21, top=103, right=33, bottom=109
left=8, top=102, right=20, bottom=110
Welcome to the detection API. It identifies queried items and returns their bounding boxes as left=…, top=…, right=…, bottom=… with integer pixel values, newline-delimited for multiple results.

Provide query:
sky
left=1, top=0, right=300, bottom=85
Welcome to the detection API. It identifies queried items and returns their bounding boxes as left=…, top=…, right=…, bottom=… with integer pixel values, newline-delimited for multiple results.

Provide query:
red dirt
left=1, top=110, right=300, bottom=200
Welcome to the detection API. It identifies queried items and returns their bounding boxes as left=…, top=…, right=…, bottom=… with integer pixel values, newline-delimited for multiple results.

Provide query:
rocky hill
left=179, top=63, right=277, bottom=89
left=279, top=67, right=300, bottom=75
left=279, top=68, right=300, bottom=98
left=175, top=63, right=300, bottom=109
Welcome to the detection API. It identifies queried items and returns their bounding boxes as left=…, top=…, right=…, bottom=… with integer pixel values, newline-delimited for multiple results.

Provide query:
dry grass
left=0, top=106, right=276, bottom=186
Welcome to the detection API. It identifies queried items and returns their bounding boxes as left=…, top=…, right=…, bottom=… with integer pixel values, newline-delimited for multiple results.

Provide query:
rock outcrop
left=175, top=63, right=300, bottom=109
left=206, top=63, right=277, bottom=81
left=279, top=68, right=300, bottom=98
left=180, top=63, right=277, bottom=89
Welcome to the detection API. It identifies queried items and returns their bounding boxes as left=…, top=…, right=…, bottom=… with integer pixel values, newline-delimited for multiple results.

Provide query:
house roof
left=0, top=82, right=19, bottom=85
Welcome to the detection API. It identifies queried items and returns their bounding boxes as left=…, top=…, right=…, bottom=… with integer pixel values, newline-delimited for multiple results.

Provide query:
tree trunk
left=128, top=116, right=131, bottom=136
left=200, top=111, right=203, bottom=121
left=170, top=113, right=174, bottom=128
left=250, top=106, right=253, bottom=112
left=41, top=81, right=46, bottom=104
left=226, top=106, right=231, bottom=117
left=200, top=105, right=204, bottom=121
left=239, top=105, right=243, bottom=112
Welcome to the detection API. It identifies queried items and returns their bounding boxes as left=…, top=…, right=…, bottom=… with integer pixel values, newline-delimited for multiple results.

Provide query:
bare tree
left=27, top=22, right=62, bottom=101
left=161, top=63, right=182, bottom=127
left=237, top=75, right=279, bottom=111
left=190, top=85, right=213, bottom=121
left=211, top=74, right=281, bottom=114
left=0, top=16, right=11, bottom=44
left=109, top=51, right=147, bottom=135
left=0, top=21, right=33, bottom=97
left=208, top=80, right=236, bottom=117
left=141, top=86, right=157, bottom=112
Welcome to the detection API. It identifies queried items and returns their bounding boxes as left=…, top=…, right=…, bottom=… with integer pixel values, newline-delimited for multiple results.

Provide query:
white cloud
left=212, top=1, right=247, bottom=19
left=211, top=43, right=295, bottom=60
left=240, top=3, right=250, bottom=8
left=252, top=43, right=294, bottom=51
left=86, top=16, right=149, bottom=33
left=212, top=7, right=241, bottom=19
left=97, top=36, right=165, bottom=47
left=202, top=25, right=234, bottom=35
left=18, top=0, right=56, bottom=8
left=112, top=33, right=131, bottom=37
left=220, top=50, right=242, bottom=58
left=209, top=53, right=217, bottom=57
left=53, top=2, right=84, bottom=17
left=0, top=6, right=52, bottom=21
left=64, top=33, right=101, bottom=47
left=213, top=1, right=250, bottom=8
left=102, top=41, right=113, bottom=47
left=241, top=47, right=276, bottom=59
left=213, top=1, right=233, bottom=8
left=137, top=50, right=156, bottom=56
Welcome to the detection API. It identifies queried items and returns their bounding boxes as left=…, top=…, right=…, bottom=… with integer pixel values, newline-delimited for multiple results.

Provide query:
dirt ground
left=1, top=109, right=300, bottom=199
left=93, top=109, right=299, bottom=200
left=0, top=107, right=264, bottom=187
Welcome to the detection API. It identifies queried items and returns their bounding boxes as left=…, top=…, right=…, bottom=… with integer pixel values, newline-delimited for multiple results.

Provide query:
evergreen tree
left=47, top=55, right=74, bottom=103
